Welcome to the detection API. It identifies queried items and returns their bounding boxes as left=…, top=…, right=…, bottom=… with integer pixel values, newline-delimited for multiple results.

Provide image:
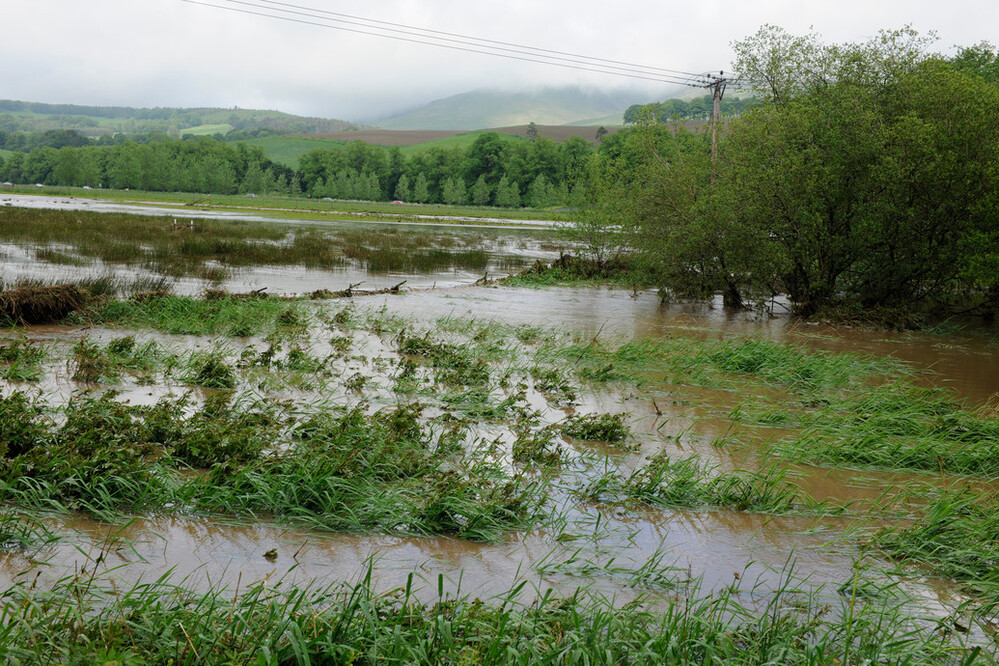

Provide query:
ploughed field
left=0, top=204, right=998, bottom=663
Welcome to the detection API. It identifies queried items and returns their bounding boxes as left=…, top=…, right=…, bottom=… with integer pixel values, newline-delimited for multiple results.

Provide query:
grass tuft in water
left=0, top=336, right=47, bottom=382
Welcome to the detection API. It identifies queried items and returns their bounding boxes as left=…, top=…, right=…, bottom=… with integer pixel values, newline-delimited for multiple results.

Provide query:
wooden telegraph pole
left=708, top=71, right=728, bottom=172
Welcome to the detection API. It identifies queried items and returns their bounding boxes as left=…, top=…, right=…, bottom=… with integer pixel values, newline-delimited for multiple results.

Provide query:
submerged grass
left=545, top=334, right=900, bottom=393
left=872, top=486, right=999, bottom=611
left=0, top=206, right=533, bottom=281
left=0, top=391, right=539, bottom=542
left=0, top=562, right=973, bottom=665
left=70, top=335, right=164, bottom=384
left=579, top=451, right=824, bottom=515
left=0, top=336, right=46, bottom=382
left=770, top=384, right=999, bottom=477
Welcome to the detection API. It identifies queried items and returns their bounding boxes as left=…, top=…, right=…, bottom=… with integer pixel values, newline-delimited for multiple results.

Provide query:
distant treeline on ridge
left=623, top=94, right=759, bottom=124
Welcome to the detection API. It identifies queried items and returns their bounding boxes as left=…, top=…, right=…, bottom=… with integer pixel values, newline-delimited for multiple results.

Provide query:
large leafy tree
left=629, top=26, right=999, bottom=317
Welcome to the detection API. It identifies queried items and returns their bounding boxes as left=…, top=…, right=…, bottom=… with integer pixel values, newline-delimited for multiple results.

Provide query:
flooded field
left=1, top=201, right=997, bottom=662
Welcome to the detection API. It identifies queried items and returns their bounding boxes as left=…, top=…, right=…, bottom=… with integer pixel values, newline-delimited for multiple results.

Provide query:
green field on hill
left=236, top=132, right=529, bottom=168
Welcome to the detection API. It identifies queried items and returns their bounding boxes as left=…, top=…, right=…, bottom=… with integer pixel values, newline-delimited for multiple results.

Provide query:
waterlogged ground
left=1, top=205, right=998, bottom=661
left=1, top=286, right=996, bottom=629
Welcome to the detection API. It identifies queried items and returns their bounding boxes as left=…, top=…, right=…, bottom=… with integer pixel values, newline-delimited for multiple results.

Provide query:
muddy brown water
left=2, top=202, right=997, bottom=624
left=3, top=285, right=993, bottom=623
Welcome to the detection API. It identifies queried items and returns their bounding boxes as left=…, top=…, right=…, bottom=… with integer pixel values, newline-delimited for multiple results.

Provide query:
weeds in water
left=82, top=294, right=305, bottom=337
left=0, top=391, right=50, bottom=459
left=0, top=512, right=56, bottom=552
left=560, top=413, right=630, bottom=444
left=0, top=336, right=46, bottom=382
left=70, top=335, right=163, bottom=384
left=512, top=425, right=566, bottom=468
left=872, top=486, right=999, bottom=611
left=183, top=351, right=237, bottom=390
left=399, top=332, right=490, bottom=386
left=579, top=451, right=821, bottom=515
left=775, top=383, right=999, bottom=476
left=531, top=365, right=577, bottom=406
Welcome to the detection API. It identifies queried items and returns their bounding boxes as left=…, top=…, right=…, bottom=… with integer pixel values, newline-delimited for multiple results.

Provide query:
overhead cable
left=179, top=0, right=721, bottom=87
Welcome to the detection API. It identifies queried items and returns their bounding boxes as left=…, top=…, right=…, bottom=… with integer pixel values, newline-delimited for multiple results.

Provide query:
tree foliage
left=616, top=26, right=999, bottom=318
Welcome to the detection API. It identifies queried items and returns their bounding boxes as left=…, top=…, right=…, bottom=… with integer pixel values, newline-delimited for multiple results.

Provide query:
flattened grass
left=0, top=391, right=540, bottom=542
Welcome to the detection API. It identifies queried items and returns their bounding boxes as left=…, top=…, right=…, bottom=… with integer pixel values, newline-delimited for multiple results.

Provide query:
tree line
left=622, top=95, right=759, bottom=124
left=0, top=130, right=602, bottom=207
left=0, top=136, right=297, bottom=195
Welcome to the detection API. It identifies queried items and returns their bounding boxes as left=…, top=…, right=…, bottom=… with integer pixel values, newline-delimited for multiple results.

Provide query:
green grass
left=0, top=336, right=47, bottom=382
left=80, top=294, right=307, bottom=337
left=873, top=486, right=999, bottom=610
left=396, top=130, right=528, bottom=156
left=578, top=451, right=823, bottom=515
left=180, top=123, right=234, bottom=136
left=0, top=390, right=541, bottom=541
left=0, top=562, right=971, bottom=664
left=544, top=334, right=899, bottom=393
left=6, top=187, right=564, bottom=223
left=754, top=383, right=999, bottom=477
left=234, top=135, right=348, bottom=167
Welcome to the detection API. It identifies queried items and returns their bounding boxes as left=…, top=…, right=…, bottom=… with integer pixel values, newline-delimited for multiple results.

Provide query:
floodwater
left=1, top=198, right=997, bottom=629
left=0, top=193, right=555, bottom=228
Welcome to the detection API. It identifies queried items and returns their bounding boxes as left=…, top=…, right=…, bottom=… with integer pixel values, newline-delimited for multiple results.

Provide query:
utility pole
left=707, top=71, right=728, bottom=170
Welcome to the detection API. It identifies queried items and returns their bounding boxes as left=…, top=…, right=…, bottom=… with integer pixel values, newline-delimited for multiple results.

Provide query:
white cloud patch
left=2, top=0, right=995, bottom=121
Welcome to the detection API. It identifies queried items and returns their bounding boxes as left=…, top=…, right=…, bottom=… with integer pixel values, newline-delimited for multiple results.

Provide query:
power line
left=179, top=0, right=720, bottom=88
left=248, top=0, right=706, bottom=79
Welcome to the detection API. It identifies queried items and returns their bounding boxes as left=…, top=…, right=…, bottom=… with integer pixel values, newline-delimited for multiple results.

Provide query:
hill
left=374, top=87, right=642, bottom=130
left=0, top=100, right=354, bottom=137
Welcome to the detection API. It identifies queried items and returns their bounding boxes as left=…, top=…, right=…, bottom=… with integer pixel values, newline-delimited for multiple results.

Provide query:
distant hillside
left=374, top=87, right=642, bottom=130
left=0, top=100, right=354, bottom=137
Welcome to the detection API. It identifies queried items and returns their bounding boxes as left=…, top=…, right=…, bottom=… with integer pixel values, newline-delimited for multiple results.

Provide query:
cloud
left=1, top=0, right=995, bottom=121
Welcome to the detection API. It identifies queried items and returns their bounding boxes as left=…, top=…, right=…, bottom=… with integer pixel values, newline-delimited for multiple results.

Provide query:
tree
left=242, top=160, right=267, bottom=194
left=526, top=121, right=539, bottom=142
left=412, top=172, right=429, bottom=203
left=527, top=174, right=558, bottom=208
left=471, top=175, right=491, bottom=206
left=394, top=173, right=411, bottom=201
left=493, top=175, right=520, bottom=208
left=465, top=132, right=507, bottom=184
left=441, top=177, right=467, bottom=205
left=705, top=26, right=999, bottom=315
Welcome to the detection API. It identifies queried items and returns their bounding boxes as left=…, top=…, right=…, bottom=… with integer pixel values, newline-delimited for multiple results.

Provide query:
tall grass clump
left=0, top=567, right=969, bottom=664
left=70, top=335, right=164, bottom=384
left=184, top=405, right=539, bottom=542
left=777, top=383, right=999, bottom=476
left=873, top=486, right=999, bottom=611
left=398, top=332, right=490, bottom=386
left=580, top=452, right=820, bottom=515
left=547, top=335, right=899, bottom=392
left=82, top=293, right=305, bottom=337
left=0, top=391, right=173, bottom=515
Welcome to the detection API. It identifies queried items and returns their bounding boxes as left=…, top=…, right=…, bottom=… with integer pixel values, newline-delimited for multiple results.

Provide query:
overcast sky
left=3, top=0, right=995, bottom=122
